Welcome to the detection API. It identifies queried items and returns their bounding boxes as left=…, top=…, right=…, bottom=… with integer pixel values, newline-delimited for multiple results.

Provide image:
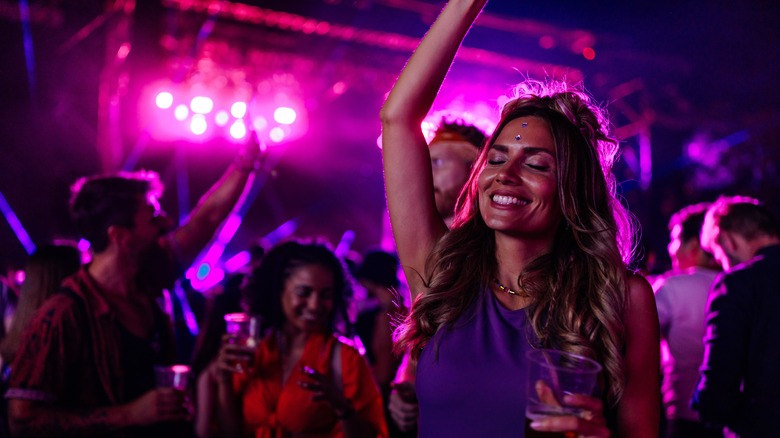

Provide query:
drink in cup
left=224, top=312, right=260, bottom=372
left=154, top=364, right=191, bottom=390
left=524, top=349, right=602, bottom=438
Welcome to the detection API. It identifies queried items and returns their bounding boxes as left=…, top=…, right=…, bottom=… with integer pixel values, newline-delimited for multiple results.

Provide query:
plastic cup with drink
left=154, top=364, right=192, bottom=390
left=223, top=312, right=261, bottom=373
left=524, top=349, right=602, bottom=438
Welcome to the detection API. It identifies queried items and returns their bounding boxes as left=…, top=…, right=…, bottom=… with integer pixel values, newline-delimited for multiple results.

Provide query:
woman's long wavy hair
left=394, top=80, right=636, bottom=405
left=0, top=244, right=82, bottom=365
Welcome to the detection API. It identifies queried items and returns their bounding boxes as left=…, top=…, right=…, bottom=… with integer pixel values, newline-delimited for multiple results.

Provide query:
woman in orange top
left=196, top=240, right=388, bottom=438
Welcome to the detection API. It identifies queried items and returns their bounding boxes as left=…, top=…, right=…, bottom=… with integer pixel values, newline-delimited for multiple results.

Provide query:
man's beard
left=135, top=242, right=179, bottom=298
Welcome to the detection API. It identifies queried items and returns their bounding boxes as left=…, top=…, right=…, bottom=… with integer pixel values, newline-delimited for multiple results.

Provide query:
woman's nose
left=495, top=164, right=519, bottom=185
left=306, top=294, right=322, bottom=310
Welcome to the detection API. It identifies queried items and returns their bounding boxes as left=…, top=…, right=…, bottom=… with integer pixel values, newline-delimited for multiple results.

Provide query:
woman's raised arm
left=380, top=0, right=486, bottom=298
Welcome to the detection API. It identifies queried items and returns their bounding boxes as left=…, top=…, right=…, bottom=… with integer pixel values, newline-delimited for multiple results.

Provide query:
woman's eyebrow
left=490, top=143, right=555, bottom=157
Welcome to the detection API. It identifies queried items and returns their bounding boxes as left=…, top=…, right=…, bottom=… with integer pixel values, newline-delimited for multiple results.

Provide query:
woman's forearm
left=380, top=0, right=486, bottom=125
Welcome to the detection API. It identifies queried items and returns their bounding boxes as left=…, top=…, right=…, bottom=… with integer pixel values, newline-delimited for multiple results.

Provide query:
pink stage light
left=582, top=47, right=596, bottom=60
left=77, top=238, right=91, bottom=252
left=273, top=107, right=296, bottom=125
left=332, top=81, right=347, bottom=95
left=215, top=110, right=229, bottom=127
left=269, top=127, right=286, bottom=143
left=224, top=251, right=250, bottom=273
left=190, top=114, right=208, bottom=135
left=230, top=101, right=247, bottom=118
left=190, top=96, right=214, bottom=114
left=252, top=116, right=268, bottom=132
left=116, top=43, right=131, bottom=60
left=174, top=104, right=189, bottom=121
left=156, top=92, right=174, bottom=109
left=538, top=35, right=556, bottom=49
left=229, top=120, right=247, bottom=139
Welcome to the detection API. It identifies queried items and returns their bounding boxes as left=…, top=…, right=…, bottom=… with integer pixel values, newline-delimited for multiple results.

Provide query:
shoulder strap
left=331, top=340, right=343, bottom=392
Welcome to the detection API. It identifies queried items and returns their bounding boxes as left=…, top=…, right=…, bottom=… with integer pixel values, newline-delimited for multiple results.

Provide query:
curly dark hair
left=245, top=239, right=354, bottom=336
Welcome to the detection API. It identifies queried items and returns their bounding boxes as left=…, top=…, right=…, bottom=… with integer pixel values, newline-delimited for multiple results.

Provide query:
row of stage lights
left=151, top=91, right=301, bottom=143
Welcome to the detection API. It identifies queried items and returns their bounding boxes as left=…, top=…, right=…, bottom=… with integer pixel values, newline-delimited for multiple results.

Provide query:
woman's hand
left=388, top=381, right=418, bottom=431
left=297, top=366, right=354, bottom=419
left=211, top=334, right=256, bottom=382
left=529, top=393, right=610, bottom=438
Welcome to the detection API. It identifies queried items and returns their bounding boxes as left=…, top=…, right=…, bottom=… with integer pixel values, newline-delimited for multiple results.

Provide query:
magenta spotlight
left=273, top=107, right=296, bottom=125
left=229, top=120, right=247, bottom=139
left=116, top=43, right=131, bottom=60
left=582, top=47, right=596, bottom=60
left=269, top=126, right=285, bottom=143
left=77, top=238, right=90, bottom=252
left=190, top=96, right=214, bottom=114
left=174, top=104, right=189, bottom=121
left=14, top=270, right=25, bottom=285
left=156, top=91, right=174, bottom=109
left=215, top=110, right=229, bottom=127
left=230, top=101, right=247, bottom=118
left=191, top=114, right=207, bottom=135
left=332, top=81, right=347, bottom=95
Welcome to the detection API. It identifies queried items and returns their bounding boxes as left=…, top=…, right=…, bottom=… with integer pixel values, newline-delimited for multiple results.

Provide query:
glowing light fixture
left=191, top=114, right=207, bottom=135
left=252, top=116, right=268, bottom=132
left=269, top=127, right=285, bottom=143
left=229, top=120, right=247, bottom=139
left=174, top=104, right=189, bottom=121
left=156, top=92, right=174, bottom=109
left=190, top=96, right=214, bottom=114
left=582, top=47, right=596, bottom=60
left=230, top=101, right=247, bottom=118
left=273, top=107, right=296, bottom=125
left=215, top=110, right=229, bottom=126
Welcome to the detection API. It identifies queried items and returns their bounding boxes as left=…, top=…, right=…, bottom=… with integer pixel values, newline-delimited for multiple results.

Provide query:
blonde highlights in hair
left=394, top=80, right=635, bottom=405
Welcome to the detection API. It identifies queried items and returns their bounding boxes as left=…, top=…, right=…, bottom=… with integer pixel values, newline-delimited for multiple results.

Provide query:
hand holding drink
left=221, top=313, right=261, bottom=374
left=524, top=349, right=607, bottom=438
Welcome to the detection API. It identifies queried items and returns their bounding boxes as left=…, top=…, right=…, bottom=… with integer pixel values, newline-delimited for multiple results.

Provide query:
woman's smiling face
left=477, top=116, right=562, bottom=241
left=281, top=264, right=335, bottom=334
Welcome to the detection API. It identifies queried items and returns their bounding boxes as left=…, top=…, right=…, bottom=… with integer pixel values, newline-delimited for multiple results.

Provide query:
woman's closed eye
left=487, top=153, right=508, bottom=165
left=526, top=162, right=551, bottom=171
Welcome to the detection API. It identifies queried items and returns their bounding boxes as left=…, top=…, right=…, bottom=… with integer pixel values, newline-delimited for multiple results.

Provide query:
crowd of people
left=0, top=1, right=778, bottom=437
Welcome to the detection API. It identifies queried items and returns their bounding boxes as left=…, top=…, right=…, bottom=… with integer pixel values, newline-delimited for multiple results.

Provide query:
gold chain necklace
left=494, top=278, right=530, bottom=298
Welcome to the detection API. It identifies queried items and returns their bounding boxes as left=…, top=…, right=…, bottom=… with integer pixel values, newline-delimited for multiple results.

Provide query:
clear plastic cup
left=524, top=349, right=602, bottom=437
left=154, top=364, right=191, bottom=390
left=224, top=312, right=261, bottom=372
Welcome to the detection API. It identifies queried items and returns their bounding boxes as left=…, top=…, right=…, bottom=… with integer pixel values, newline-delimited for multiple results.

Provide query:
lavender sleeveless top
left=416, top=288, right=536, bottom=436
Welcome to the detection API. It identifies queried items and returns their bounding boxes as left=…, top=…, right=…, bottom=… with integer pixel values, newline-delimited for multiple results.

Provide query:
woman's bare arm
left=617, top=275, right=660, bottom=437
left=380, top=0, right=486, bottom=299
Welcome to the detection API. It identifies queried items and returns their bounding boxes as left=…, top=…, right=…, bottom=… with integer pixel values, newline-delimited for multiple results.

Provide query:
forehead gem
left=515, top=135, right=522, bottom=141
left=522, top=122, right=528, bottom=128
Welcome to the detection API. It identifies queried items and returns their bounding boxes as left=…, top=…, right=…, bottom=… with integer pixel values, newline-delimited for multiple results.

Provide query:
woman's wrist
left=233, top=155, right=260, bottom=173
